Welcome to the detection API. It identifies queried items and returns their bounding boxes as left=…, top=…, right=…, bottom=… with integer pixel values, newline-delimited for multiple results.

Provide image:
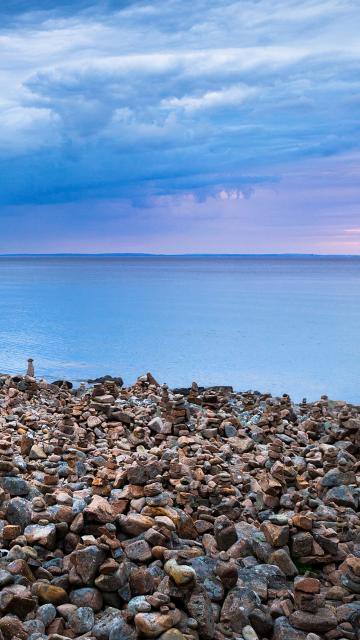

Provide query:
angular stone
left=123, top=539, right=152, bottom=562
left=0, top=477, right=30, bottom=496
left=261, top=521, right=289, bottom=547
left=71, top=545, right=106, bottom=584
left=273, top=616, right=306, bottom=640
left=6, top=497, right=32, bottom=529
left=289, top=609, right=337, bottom=633
left=84, top=495, right=114, bottom=523
left=294, top=576, right=320, bottom=594
left=269, top=549, right=298, bottom=577
left=24, top=524, right=57, bottom=549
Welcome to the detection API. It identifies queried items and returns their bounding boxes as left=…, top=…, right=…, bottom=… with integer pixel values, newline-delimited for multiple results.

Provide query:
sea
left=0, top=255, right=359, bottom=403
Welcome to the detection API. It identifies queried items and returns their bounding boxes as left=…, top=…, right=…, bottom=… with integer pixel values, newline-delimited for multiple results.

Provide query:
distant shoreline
left=1, top=253, right=360, bottom=258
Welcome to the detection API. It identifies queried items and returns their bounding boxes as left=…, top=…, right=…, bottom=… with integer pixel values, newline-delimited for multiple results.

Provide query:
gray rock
left=0, top=477, right=30, bottom=496
left=325, top=485, right=357, bottom=508
left=273, top=617, right=306, bottom=640
left=37, top=603, right=56, bottom=627
left=221, top=587, right=260, bottom=632
left=68, top=606, right=95, bottom=634
left=70, top=587, right=103, bottom=612
left=6, top=497, right=32, bottom=528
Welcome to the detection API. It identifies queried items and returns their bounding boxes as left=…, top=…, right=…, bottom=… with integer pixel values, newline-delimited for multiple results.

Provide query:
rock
left=0, top=585, right=36, bottom=618
left=269, top=548, right=298, bottom=576
left=70, top=587, right=103, bottom=612
left=84, top=496, right=114, bottom=523
left=0, top=477, right=29, bottom=496
left=0, top=615, right=28, bottom=640
left=134, top=609, right=181, bottom=638
left=67, top=606, right=95, bottom=634
left=108, top=615, right=138, bottom=640
left=34, top=583, right=68, bottom=605
left=261, top=521, right=289, bottom=547
left=221, top=587, right=260, bottom=632
left=294, top=576, right=320, bottom=593
left=325, top=485, right=357, bottom=508
left=273, top=616, right=306, bottom=640
left=214, top=516, right=237, bottom=550
left=158, top=631, right=187, bottom=640
left=242, top=626, right=259, bottom=640
left=186, top=585, right=215, bottom=639
left=24, top=524, right=57, bottom=549
left=148, top=417, right=172, bottom=434
left=6, top=498, right=32, bottom=529
left=71, top=545, right=106, bottom=584
left=37, top=603, right=57, bottom=626
left=164, top=559, right=196, bottom=586
left=29, top=445, right=47, bottom=460
left=289, top=608, right=337, bottom=633
left=123, top=539, right=152, bottom=562
left=0, top=372, right=359, bottom=640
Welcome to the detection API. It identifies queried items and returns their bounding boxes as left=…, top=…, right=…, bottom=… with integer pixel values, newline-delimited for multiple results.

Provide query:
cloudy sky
left=1, top=0, right=359, bottom=253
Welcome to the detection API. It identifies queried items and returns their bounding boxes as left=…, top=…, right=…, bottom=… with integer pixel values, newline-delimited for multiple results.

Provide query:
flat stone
left=289, top=608, right=337, bottom=633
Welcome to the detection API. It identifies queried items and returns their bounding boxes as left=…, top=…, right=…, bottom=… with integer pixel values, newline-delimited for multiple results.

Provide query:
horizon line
left=0, top=252, right=360, bottom=258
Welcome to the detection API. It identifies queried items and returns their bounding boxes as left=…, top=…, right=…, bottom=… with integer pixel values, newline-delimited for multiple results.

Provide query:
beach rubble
left=0, top=372, right=359, bottom=640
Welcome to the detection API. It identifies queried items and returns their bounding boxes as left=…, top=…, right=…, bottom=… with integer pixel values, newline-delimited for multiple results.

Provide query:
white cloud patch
left=162, top=85, right=258, bottom=112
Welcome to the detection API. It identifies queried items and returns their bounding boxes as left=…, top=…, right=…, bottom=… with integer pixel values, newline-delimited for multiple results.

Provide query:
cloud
left=0, top=0, right=359, bottom=250
left=161, top=84, right=258, bottom=112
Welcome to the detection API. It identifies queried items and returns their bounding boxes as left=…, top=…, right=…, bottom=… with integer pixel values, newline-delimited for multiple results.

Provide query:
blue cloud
left=0, top=0, right=359, bottom=250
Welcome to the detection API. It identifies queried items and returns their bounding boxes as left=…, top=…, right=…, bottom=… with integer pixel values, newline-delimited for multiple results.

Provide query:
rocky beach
left=0, top=371, right=359, bottom=640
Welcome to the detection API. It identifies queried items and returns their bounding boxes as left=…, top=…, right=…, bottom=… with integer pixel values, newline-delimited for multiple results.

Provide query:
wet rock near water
left=0, top=372, right=359, bottom=639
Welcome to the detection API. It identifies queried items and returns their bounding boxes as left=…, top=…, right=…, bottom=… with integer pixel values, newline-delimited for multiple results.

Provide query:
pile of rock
left=0, top=371, right=359, bottom=640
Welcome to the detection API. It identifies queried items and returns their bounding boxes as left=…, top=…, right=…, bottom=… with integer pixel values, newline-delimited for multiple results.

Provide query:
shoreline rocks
left=0, top=372, right=359, bottom=639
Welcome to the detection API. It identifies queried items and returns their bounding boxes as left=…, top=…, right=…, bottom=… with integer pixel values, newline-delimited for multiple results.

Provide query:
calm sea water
left=0, top=255, right=359, bottom=402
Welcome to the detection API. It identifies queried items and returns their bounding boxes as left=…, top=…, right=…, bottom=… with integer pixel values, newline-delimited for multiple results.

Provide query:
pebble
left=0, top=371, right=358, bottom=639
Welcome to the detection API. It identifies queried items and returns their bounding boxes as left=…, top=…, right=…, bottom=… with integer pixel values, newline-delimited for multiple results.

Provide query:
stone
left=134, top=609, right=181, bottom=638
left=221, top=586, right=260, bottom=632
left=0, top=615, right=28, bottom=640
left=24, top=524, right=57, bottom=549
left=164, top=559, right=196, bottom=586
left=67, top=606, right=95, bottom=634
left=6, top=498, right=32, bottom=529
left=108, top=615, right=138, bottom=640
left=261, top=521, right=289, bottom=547
left=325, top=485, right=357, bottom=508
left=85, top=495, right=114, bottom=523
left=123, top=539, right=152, bottom=562
left=242, top=626, right=259, bottom=640
left=37, top=603, right=57, bottom=627
left=289, top=609, right=337, bottom=633
left=269, top=548, right=298, bottom=576
left=29, top=445, right=47, bottom=460
left=34, top=583, right=69, bottom=605
left=0, top=371, right=360, bottom=640
left=69, top=587, right=103, bottom=612
left=0, top=477, right=30, bottom=496
left=0, top=585, right=36, bottom=618
left=72, top=545, right=106, bottom=584
left=273, top=617, right=306, bottom=640
left=187, top=585, right=215, bottom=639
left=294, top=576, right=320, bottom=594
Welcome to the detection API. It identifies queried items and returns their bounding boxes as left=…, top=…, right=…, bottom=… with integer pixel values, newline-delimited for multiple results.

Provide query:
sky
left=0, top=0, right=359, bottom=254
